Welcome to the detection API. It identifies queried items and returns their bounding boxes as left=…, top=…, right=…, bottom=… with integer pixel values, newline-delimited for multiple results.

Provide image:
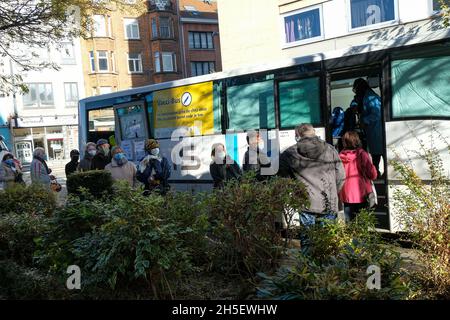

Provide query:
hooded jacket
left=339, top=148, right=377, bottom=204
left=279, top=136, right=346, bottom=214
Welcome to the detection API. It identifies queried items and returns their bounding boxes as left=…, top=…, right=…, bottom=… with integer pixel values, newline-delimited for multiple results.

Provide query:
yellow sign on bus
left=153, top=81, right=214, bottom=138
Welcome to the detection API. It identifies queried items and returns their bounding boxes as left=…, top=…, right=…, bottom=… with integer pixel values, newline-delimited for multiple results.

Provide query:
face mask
left=102, top=146, right=110, bottom=155
left=150, top=148, right=160, bottom=156
left=88, top=150, right=97, bottom=157
left=216, top=152, right=226, bottom=160
left=258, top=140, right=265, bottom=150
left=295, top=136, right=301, bottom=142
left=43, top=154, right=48, bottom=161
left=4, top=159, right=14, bottom=167
left=71, top=156, right=79, bottom=162
left=114, top=153, right=126, bottom=162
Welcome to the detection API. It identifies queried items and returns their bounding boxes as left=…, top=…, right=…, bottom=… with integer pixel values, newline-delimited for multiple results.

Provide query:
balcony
left=147, top=0, right=175, bottom=13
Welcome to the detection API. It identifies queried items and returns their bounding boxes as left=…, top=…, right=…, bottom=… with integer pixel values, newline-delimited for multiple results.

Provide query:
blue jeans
left=299, top=212, right=336, bottom=252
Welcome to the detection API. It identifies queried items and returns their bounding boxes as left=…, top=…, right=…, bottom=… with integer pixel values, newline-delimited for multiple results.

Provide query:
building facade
left=81, top=0, right=222, bottom=97
left=217, top=0, right=449, bottom=70
left=0, top=40, right=85, bottom=164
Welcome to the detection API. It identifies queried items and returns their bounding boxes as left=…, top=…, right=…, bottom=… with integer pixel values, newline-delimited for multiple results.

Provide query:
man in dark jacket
left=242, top=131, right=271, bottom=181
left=65, top=149, right=80, bottom=177
left=91, top=139, right=111, bottom=170
left=279, top=124, right=345, bottom=230
left=210, top=143, right=241, bottom=189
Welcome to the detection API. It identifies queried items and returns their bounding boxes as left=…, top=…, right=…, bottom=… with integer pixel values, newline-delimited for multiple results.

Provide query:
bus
left=79, top=39, right=450, bottom=233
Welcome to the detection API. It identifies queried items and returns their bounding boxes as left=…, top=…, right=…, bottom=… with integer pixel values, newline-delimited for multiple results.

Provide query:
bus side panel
left=386, top=120, right=450, bottom=232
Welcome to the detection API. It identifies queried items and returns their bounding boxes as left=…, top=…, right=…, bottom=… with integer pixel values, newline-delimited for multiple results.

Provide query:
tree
left=438, top=0, right=450, bottom=27
left=0, top=0, right=144, bottom=95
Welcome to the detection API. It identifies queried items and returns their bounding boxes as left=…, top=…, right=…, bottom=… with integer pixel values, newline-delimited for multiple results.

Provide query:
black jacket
left=91, top=153, right=111, bottom=170
left=65, top=160, right=79, bottom=177
left=242, top=147, right=271, bottom=181
left=210, top=156, right=242, bottom=189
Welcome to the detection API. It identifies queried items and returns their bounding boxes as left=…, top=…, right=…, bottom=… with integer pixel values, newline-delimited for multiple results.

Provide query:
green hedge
left=66, top=170, right=113, bottom=198
left=0, top=184, right=56, bottom=216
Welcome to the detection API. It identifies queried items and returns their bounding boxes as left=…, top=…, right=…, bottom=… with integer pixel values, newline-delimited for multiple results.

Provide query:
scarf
left=139, top=154, right=162, bottom=173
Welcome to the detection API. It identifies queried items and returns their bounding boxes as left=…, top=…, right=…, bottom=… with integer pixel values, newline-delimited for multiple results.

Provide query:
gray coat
left=278, top=136, right=346, bottom=215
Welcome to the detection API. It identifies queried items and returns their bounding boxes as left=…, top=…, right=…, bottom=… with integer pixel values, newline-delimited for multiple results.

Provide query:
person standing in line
left=242, top=131, right=271, bottom=181
left=339, top=131, right=378, bottom=222
left=92, top=139, right=111, bottom=170
left=353, top=78, right=383, bottom=178
left=105, top=146, right=137, bottom=187
left=0, top=153, right=23, bottom=189
left=30, top=147, right=52, bottom=189
left=210, top=143, right=242, bottom=189
left=78, top=142, right=97, bottom=172
left=65, top=149, right=80, bottom=177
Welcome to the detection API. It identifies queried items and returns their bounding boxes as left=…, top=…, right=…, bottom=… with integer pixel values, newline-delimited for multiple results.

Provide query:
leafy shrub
left=257, top=212, right=413, bottom=300
left=207, top=174, right=309, bottom=279
left=0, top=212, right=51, bottom=266
left=0, top=183, right=56, bottom=216
left=391, top=142, right=450, bottom=298
left=66, top=170, right=113, bottom=198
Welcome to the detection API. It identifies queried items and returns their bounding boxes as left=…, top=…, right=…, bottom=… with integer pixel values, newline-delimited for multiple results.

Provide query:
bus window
left=87, top=108, right=115, bottom=144
left=279, top=77, right=321, bottom=128
left=227, top=79, right=275, bottom=131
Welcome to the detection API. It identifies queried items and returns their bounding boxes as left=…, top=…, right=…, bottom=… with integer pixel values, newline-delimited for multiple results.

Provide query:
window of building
left=154, top=52, right=161, bottom=72
left=349, top=0, right=397, bottom=30
left=23, top=83, right=54, bottom=107
left=188, top=31, right=214, bottom=49
left=128, top=53, right=143, bottom=73
left=279, top=78, right=322, bottom=128
left=162, top=52, right=176, bottom=72
left=124, top=18, right=140, bottom=39
left=60, top=42, right=76, bottom=64
left=151, top=18, right=158, bottom=38
left=282, top=6, right=323, bottom=45
left=159, top=17, right=173, bottom=38
left=64, top=83, right=79, bottom=107
left=97, top=51, right=109, bottom=71
left=99, top=87, right=112, bottom=95
left=93, top=15, right=107, bottom=37
left=89, top=51, right=95, bottom=72
left=191, top=61, right=215, bottom=76
left=392, top=55, right=450, bottom=118
left=227, top=79, right=275, bottom=131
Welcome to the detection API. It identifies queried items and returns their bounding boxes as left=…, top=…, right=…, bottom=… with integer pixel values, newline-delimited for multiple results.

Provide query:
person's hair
left=2, top=153, right=13, bottom=161
left=211, top=143, right=225, bottom=157
left=295, top=123, right=315, bottom=138
left=33, top=147, right=45, bottom=158
left=342, top=131, right=362, bottom=150
left=246, top=131, right=259, bottom=144
left=353, top=78, right=377, bottom=98
left=85, top=142, right=96, bottom=152
left=70, top=149, right=79, bottom=157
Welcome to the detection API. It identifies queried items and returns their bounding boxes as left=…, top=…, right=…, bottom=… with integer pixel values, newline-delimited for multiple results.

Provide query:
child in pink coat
left=339, top=131, right=378, bottom=222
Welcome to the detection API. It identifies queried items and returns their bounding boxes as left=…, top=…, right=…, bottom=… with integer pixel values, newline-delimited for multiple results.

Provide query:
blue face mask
left=4, top=159, right=14, bottom=167
left=114, top=153, right=126, bottom=161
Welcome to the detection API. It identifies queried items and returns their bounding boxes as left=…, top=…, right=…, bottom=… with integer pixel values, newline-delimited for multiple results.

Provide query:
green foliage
left=0, top=212, right=51, bottom=266
left=257, top=212, right=413, bottom=300
left=390, top=141, right=450, bottom=298
left=66, top=170, right=113, bottom=198
left=207, top=174, right=310, bottom=279
left=0, top=183, right=56, bottom=216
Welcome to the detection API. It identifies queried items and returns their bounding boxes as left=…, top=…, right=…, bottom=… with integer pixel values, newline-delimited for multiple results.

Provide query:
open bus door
left=327, top=66, right=390, bottom=230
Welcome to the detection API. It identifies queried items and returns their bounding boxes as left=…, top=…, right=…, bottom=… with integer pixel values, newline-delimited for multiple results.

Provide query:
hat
left=145, top=139, right=159, bottom=152
left=96, top=138, right=109, bottom=147
left=70, top=149, right=80, bottom=157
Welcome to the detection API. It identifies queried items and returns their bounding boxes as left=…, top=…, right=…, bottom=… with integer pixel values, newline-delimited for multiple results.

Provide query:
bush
left=207, top=174, right=310, bottom=279
left=391, top=142, right=450, bottom=298
left=256, top=212, right=414, bottom=300
left=0, top=212, right=51, bottom=266
left=0, top=183, right=56, bottom=216
left=66, top=170, right=113, bottom=198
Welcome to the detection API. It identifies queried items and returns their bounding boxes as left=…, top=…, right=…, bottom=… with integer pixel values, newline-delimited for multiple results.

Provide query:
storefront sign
left=153, top=82, right=214, bottom=138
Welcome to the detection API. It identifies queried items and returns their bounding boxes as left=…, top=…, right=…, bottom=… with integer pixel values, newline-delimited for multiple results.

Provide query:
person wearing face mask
left=105, top=146, right=137, bottom=187
left=0, top=153, right=22, bottom=189
left=209, top=143, right=242, bottom=189
left=65, top=149, right=80, bottom=177
left=243, top=131, right=271, bottom=181
left=92, top=139, right=112, bottom=170
left=30, top=147, right=52, bottom=188
left=78, top=142, right=97, bottom=172
left=136, top=139, right=171, bottom=195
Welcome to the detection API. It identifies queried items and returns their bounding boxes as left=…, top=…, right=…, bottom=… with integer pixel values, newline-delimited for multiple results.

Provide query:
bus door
left=327, top=66, right=390, bottom=230
left=113, top=101, right=149, bottom=163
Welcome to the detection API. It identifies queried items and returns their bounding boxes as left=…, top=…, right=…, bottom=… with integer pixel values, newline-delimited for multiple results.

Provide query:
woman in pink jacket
left=339, top=131, right=378, bottom=222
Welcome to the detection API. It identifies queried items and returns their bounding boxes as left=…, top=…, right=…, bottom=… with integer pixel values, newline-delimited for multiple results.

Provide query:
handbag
left=365, top=180, right=378, bottom=209
left=50, top=179, right=62, bottom=193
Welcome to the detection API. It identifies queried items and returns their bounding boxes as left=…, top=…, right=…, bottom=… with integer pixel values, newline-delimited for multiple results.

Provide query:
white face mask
left=258, top=140, right=265, bottom=150
left=216, top=152, right=226, bottom=160
left=295, top=136, right=301, bottom=142
left=88, top=150, right=97, bottom=156
left=151, top=148, right=160, bottom=156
